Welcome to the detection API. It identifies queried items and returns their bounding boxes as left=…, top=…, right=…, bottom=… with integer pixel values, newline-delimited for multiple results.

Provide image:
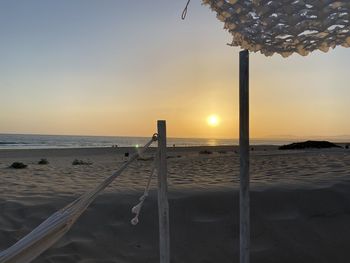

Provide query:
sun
left=207, top=114, right=220, bottom=127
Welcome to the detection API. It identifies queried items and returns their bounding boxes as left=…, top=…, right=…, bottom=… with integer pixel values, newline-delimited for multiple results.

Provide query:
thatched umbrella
left=199, top=1, right=350, bottom=263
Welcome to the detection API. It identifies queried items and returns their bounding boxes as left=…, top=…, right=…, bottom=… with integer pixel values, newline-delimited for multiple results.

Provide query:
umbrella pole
left=239, top=50, right=250, bottom=263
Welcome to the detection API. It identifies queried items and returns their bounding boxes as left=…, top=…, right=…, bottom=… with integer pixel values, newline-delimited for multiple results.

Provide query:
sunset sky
left=0, top=1, right=349, bottom=139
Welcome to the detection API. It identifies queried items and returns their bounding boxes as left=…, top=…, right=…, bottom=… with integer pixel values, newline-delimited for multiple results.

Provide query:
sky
left=0, top=0, right=349, bottom=139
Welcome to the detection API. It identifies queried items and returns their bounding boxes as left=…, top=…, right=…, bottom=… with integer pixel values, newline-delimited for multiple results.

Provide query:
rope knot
left=152, top=133, right=158, bottom=141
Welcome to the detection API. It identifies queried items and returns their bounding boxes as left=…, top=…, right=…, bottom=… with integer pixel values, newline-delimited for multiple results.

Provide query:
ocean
left=0, top=133, right=292, bottom=149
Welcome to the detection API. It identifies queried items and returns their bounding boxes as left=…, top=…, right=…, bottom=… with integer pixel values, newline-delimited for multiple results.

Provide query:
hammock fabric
left=0, top=135, right=157, bottom=263
left=203, top=0, right=350, bottom=57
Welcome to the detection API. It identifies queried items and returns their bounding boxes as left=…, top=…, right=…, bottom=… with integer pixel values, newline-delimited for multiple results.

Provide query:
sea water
left=0, top=133, right=291, bottom=149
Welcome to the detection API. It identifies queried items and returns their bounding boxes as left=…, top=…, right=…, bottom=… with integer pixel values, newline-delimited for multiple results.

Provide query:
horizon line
left=1, top=132, right=350, bottom=141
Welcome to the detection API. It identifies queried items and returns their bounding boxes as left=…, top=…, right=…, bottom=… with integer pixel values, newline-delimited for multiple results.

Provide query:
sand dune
left=0, top=146, right=350, bottom=262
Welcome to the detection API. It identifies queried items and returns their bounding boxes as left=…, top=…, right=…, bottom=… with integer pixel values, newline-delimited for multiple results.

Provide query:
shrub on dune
left=10, top=162, right=27, bottom=169
left=38, top=158, right=49, bottom=165
left=279, top=140, right=341, bottom=150
left=199, top=150, right=213, bottom=154
left=72, top=159, right=92, bottom=165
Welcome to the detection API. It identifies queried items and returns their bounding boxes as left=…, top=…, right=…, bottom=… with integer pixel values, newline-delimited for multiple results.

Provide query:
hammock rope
left=181, top=0, right=191, bottom=20
left=0, top=134, right=158, bottom=263
left=131, top=148, right=159, bottom=225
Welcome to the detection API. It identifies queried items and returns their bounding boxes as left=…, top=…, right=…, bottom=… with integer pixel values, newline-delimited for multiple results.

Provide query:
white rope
left=0, top=134, right=158, bottom=263
left=130, top=149, right=159, bottom=225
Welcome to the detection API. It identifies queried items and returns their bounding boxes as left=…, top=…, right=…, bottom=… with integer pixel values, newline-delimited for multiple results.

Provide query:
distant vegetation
left=38, top=158, right=49, bottom=165
left=9, top=162, right=27, bottom=169
left=137, top=156, right=154, bottom=161
left=72, top=159, right=92, bottom=165
left=166, top=155, right=182, bottom=159
left=199, top=150, right=213, bottom=154
left=279, top=140, right=341, bottom=150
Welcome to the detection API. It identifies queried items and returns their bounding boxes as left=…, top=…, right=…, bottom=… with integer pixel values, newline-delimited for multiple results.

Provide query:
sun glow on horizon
left=207, top=114, right=220, bottom=127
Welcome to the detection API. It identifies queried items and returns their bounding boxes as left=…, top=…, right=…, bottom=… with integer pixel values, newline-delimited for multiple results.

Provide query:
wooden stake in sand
left=239, top=50, right=250, bottom=263
left=157, top=120, right=170, bottom=263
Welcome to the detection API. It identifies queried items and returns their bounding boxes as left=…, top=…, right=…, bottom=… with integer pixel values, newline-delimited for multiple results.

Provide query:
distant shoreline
left=1, top=143, right=349, bottom=159
left=2, top=133, right=349, bottom=150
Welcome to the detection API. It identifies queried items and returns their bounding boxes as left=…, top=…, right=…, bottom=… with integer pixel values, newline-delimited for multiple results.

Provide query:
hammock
left=0, top=135, right=157, bottom=263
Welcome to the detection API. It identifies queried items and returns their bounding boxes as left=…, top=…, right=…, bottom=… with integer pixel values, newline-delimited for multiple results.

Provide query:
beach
left=2, top=0, right=350, bottom=262
left=1, top=146, right=350, bottom=262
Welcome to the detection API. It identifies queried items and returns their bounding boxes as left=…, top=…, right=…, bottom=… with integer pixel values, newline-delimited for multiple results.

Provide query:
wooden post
left=157, top=120, right=170, bottom=263
left=239, top=50, right=250, bottom=263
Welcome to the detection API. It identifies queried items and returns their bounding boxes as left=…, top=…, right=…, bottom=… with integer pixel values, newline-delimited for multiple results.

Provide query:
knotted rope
left=130, top=149, right=159, bottom=225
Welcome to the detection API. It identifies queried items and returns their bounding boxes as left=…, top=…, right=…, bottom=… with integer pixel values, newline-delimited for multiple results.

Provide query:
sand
left=1, top=145, right=350, bottom=262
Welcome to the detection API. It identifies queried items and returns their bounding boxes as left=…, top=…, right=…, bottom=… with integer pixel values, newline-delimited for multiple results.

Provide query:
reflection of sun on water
left=207, top=115, right=220, bottom=127
left=207, top=139, right=219, bottom=146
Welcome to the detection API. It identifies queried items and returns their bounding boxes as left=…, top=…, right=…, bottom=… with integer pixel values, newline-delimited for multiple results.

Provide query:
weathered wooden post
left=157, top=120, right=170, bottom=263
left=239, top=50, right=250, bottom=263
